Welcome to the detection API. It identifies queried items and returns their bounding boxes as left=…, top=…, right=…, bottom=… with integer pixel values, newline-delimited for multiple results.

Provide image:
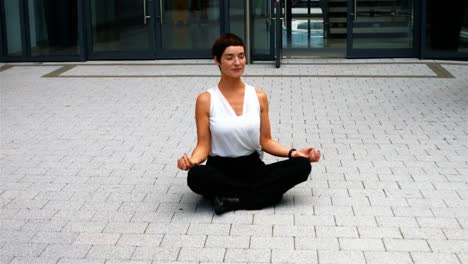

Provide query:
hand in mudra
left=292, top=147, right=321, bottom=162
left=177, top=153, right=195, bottom=171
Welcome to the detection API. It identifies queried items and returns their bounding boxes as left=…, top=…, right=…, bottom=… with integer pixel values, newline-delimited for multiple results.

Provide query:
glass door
left=2, top=0, right=81, bottom=61
left=2, top=0, right=25, bottom=58
left=155, top=0, right=221, bottom=58
left=347, top=0, right=417, bottom=58
left=251, top=0, right=275, bottom=60
left=88, top=0, right=155, bottom=59
left=276, top=0, right=347, bottom=57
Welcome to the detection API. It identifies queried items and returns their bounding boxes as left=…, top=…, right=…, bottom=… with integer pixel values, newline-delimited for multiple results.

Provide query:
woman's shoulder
left=196, top=91, right=211, bottom=105
left=254, top=87, right=268, bottom=101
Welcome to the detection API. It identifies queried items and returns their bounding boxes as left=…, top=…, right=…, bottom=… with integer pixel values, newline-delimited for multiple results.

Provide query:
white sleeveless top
left=207, top=84, right=262, bottom=158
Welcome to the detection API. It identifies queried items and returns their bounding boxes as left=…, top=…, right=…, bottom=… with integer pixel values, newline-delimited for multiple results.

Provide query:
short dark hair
left=211, top=33, right=245, bottom=63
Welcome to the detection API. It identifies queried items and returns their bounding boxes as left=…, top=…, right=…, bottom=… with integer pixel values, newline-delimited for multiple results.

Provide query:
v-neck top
left=207, top=84, right=261, bottom=158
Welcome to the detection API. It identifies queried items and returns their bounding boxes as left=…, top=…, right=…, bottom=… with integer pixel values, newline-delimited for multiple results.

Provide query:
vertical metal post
left=275, top=0, right=281, bottom=68
left=245, top=0, right=251, bottom=64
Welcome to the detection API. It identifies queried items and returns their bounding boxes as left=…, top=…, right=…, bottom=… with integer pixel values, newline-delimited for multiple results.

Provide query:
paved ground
left=0, top=59, right=467, bottom=264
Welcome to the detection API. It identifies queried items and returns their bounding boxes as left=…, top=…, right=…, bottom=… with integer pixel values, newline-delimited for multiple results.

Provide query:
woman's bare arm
left=177, top=92, right=212, bottom=170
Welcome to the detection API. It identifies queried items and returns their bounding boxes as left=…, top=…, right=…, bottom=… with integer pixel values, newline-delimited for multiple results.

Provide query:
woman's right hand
left=177, top=153, right=195, bottom=171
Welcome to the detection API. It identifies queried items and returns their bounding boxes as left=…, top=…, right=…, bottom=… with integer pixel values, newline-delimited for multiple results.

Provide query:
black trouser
left=187, top=152, right=311, bottom=210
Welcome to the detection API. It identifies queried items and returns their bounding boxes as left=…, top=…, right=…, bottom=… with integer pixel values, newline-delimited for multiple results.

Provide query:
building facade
left=1, top=0, right=467, bottom=63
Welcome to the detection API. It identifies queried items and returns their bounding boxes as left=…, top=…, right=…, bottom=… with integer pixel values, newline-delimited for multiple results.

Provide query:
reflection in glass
left=91, top=0, right=149, bottom=52
left=4, top=0, right=23, bottom=56
left=230, top=1, right=244, bottom=40
left=427, top=0, right=468, bottom=52
left=283, top=0, right=325, bottom=48
left=29, top=0, right=79, bottom=56
left=352, top=0, right=414, bottom=49
left=160, top=0, right=219, bottom=52
left=281, top=0, right=347, bottom=54
left=252, top=0, right=271, bottom=56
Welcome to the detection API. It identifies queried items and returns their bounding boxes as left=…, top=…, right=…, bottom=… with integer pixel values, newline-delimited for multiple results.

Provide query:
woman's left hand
left=292, top=147, right=321, bottom=162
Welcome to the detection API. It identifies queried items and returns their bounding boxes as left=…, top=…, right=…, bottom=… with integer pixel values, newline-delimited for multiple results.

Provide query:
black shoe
left=212, top=196, right=241, bottom=215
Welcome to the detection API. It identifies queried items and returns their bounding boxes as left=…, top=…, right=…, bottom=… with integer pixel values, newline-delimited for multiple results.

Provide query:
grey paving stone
left=131, top=212, right=173, bottom=223
left=271, top=249, right=317, bottom=263
left=30, top=231, right=79, bottom=244
left=187, top=223, right=231, bottom=236
left=376, top=216, right=419, bottom=228
left=316, top=226, right=359, bottom=238
left=335, top=216, right=378, bottom=227
left=250, top=236, right=294, bottom=249
left=1, top=61, right=467, bottom=264
left=339, top=238, right=385, bottom=251
left=74, top=232, right=121, bottom=245
left=86, top=245, right=135, bottom=260
left=417, top=217, right=462, bottom=229
left=294, top=215, right=335, bottom=226
left=224, top=248, right=271, bottom=263
left=352, top=206, right=394, bottom=217
left=400, top=227, right=446, bottom=240
left=177, top=248, right=225, bottom=262
left=314, top=205, right=354, bottom=216
left=457, top=253, right=468, bottom=264
left=383, top=238, right=431, bottom=252
left=358, top=226, right=403, bottom=239
left=12, top=209, right=57, bottom=221
left=253, top=214, right=293, bottom=225
left=116, top=234, right=163, bottom=247
left=103, top=222, right=149, bottom=234
left=8, top=256, right=60, bottom=264
left=131, top=247, right=179, bottom=261
left=0, top=219, right=27, bottom=232
left=211, top=214, right=253, bottom=225
left=364, top=252, right=413, bottom=264
left=92, top=211, right=135, bottom=222
left=20, top=219, right=68, bottom=232
left=105, top=261, right=152, bottom=264
left=295, top=237, right=339, bottom=250
left=159, top=234, right=206, bottom=248
left=318, top=250, right=366, bottom=264
left=443, top=228, right=468, bottom=240
left=145, top=223, right=189, bottom=235
left=0, top=242, right=47, bottom=257
left=229, top=224, right=272, bottom=237
left=273, top=225, right=316, bottom=237
left=205, top=235, right=250, bottom=249
left=428, top=239, right=468, bottom=253
left=0, top=230, right=36, bottom=243
left=411, top=252, right=461, bottom=264
left=39, top=244, right=91, bottom=258
left=170, top=211, right=213, bottom=224
left=63, top=221, right=108, bottom=233
left=0, top=256, right=14, bottom=264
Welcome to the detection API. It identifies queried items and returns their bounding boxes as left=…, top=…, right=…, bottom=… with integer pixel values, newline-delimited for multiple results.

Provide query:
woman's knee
left=187, top=165, right=205, bottom=194
left=292, top=157, right=311, bottom=181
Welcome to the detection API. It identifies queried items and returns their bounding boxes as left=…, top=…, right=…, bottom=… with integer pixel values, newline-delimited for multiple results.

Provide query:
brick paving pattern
left=0, top=59, right=467, bottom=263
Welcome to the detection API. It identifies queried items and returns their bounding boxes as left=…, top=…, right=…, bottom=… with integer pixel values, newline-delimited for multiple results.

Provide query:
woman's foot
left=212, top=196, right=241, bottom=215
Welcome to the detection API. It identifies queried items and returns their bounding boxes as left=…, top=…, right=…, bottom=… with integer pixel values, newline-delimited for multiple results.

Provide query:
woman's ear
left=213, top=56, right=220, bottom=65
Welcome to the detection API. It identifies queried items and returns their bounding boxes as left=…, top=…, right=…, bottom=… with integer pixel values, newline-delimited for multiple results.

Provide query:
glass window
left=252, top=0, right=272, bottom=56
left=160, top=0, right=220, bottom=52
left=28, top=0, right=80, bottom=56
left=91, top=0, right=150, bottom=52
left=426, top=0, right=468, bottom=52
left=230, top=1, right=244, bottom=39
left=352, top=0, right=414, bottom=49
left=4, top=0, right=23, bottom=56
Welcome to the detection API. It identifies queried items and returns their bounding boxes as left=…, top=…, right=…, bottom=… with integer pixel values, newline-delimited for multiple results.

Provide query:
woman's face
left=216, top=46, right=246, bottom=78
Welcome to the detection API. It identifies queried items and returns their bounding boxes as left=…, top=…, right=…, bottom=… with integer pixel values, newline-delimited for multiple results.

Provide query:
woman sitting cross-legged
left=177, top=33, right=320, bottom=214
